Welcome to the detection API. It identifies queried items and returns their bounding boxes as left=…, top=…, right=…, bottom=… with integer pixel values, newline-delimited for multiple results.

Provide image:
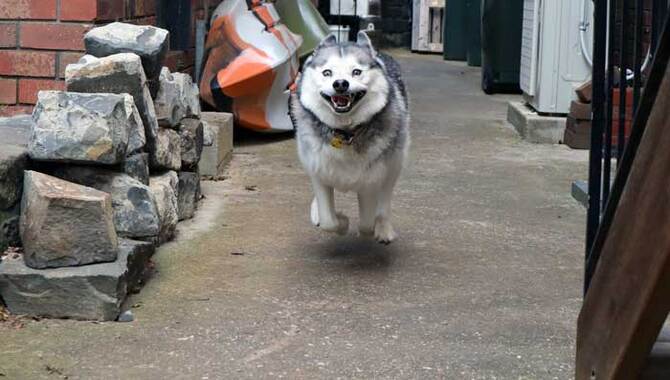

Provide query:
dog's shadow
left=311, top=235, right=399, bottom=273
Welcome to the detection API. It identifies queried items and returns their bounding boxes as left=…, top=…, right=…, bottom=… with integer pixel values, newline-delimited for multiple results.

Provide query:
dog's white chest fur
left=296, top=129, right=394, bottom=192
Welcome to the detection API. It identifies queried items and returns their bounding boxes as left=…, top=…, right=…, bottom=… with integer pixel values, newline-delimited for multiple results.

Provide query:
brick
left=0, top=0, right=57, bottom=20
left=60, top=0, right=125, bottom=21
left=60, top=0, right=97, bottom=21
left=18, top=79, right=65, bottom=105
left=612, top=88, right=634, bottom=107
left=0, top=23, right=17, bottom=48
left=20, top=22, right=92, bottom=51
left=0, top=79, right=17, bottom=105
left=57, top=51, right=84, bottom=78
left=0, top=51, right=56, bottom=77
left=0, top=105, right=34, bottom=117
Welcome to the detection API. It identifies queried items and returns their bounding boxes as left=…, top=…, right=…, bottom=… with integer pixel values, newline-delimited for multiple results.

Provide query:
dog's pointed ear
left=317, top=33, right=338, bottom=49
left=356, top=31, right=376, bottom=54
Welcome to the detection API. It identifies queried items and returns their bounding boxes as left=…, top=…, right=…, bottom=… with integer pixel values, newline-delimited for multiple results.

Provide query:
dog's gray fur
left=290, top=32, right=410, bottom=243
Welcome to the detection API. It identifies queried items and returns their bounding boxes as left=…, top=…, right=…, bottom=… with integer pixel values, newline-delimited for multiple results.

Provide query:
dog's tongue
left=332, top=95, right=350, bottom=107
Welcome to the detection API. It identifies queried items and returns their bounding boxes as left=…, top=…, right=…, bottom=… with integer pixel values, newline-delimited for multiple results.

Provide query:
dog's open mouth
left=321, top=91, right=366, bottom=113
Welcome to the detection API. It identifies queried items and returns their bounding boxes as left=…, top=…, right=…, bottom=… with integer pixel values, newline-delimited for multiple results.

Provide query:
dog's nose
left=333, top=79, right=349, bottom=93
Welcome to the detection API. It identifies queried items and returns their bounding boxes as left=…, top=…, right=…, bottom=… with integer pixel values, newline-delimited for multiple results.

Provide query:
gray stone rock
left=154, top=67, right=201, bottom=127
left=0, top=238, right=154, bottom=321
left=149, top=171, right=178, bottom=244
left=0, top=119, right=31, bottom=249
left=49, top=167, right=160, bottom=239
left=178, top=171, right=200, bottom=221
left=0, top=206, right=20, bottom=251
left=0, top=115, right=31, bottom=146
left=0, top=144, right=28, bottom=210
left=200, top=112, right=234, bottom=177
left=122, top=238, right=155, bottom=293
left=1, top=216, right=20, bottom=248
left=202, top=121, right=214, bottom=146
left=84, top=22, right=169, bottom=81
left=20, top=171, right=119, bottom=269
left=147, top=78, right=160, bottom=99
left=0, top=114, right=31, bottom=126
left=65, top=53, right=158, bottom=156
left=117, top=310, right=134, bottom=322
left=29, top=91, right=145, bottom=164
left=123, top=153, right=150, bottom=185
left=179, top=118, right=204, bottom=170
left=124, top=95, right=147, bottom=155
left=150, top=128, right=181, bottom=171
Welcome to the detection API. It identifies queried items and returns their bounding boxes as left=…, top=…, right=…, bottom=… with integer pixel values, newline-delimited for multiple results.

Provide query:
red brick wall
left=0, top=0, right=219, bottom=117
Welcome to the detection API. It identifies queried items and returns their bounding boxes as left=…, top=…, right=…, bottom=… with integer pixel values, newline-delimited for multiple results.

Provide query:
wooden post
left=576, top=56, right=670, bottom=380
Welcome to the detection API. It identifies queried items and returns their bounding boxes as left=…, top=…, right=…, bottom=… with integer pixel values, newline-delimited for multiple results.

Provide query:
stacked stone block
left=0, top=22, right=206, bottom=321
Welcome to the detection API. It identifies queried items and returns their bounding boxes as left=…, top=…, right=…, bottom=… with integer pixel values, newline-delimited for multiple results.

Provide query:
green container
left=480, top=0, right=523, bottom=93
left=465, top=0, right=481, bottom=67
left=274, top=0, right=330, bottom=59
left=443, top=0, right=467, bottom=61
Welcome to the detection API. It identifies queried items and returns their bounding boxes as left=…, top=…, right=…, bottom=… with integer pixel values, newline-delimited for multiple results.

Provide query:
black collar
left=328, top=125, right=364, bottom=148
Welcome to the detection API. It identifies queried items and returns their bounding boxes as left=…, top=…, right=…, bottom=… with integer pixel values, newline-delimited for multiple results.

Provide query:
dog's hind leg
left=310, top=198, right=320, bottom=226
left=311, top=178, right=349, bottom=235
left=358, top=190, right=376, bottom=237
left=374, top=168, right=401, bottom=244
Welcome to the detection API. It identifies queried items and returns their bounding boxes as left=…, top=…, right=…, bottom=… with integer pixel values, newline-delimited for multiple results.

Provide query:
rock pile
left=0, top=117, right=30, bottom=251
left=0, top=22, right=206, bottom=321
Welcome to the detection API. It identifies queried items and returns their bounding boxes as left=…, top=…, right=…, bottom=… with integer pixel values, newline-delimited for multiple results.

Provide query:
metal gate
left=585, top=0, right=668, bottom=292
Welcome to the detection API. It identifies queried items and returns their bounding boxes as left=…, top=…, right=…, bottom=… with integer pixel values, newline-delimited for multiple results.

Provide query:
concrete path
left=0, top=53, right=588, bottom=379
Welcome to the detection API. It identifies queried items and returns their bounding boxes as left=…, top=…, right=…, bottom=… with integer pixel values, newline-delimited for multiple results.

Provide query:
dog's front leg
left=311, top=177, right=349, bottom=235
left=358, top=190, right=377, bottom=237
left=374, top=170, right=400, bottom=244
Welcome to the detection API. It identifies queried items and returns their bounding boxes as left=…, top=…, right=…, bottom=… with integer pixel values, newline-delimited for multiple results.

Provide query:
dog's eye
left=322, top=69, right=332, bottom=77
left=352, top=69, right=362, bottom=76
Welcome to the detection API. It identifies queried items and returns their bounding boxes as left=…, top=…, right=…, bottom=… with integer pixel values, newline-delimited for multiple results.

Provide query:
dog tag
left=330, top=136, right=344, bottom=149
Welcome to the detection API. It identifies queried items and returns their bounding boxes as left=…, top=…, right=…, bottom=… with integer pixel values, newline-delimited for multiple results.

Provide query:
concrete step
left=507, top=101, right=566, bottom=144
left=200, top=112, right=233, bottom=178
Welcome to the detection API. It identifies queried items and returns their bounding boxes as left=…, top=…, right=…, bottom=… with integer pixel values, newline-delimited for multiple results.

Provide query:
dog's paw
left=310, top=198, right=319, bottom=226
left=320, top=212, right=349, bottom=235
left=374, top=218, right=397, bottom=244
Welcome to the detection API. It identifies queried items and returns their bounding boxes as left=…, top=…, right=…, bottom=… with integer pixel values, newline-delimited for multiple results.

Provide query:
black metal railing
left=585, top=0, right=669, bottom=293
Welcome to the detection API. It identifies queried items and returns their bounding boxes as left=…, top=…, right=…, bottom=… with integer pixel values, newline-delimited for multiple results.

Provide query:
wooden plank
left=575, top=60, right=670, bottom=379
left=412, top=0, right=444, bottom=52
left=411, top=0, right=422, bottom=51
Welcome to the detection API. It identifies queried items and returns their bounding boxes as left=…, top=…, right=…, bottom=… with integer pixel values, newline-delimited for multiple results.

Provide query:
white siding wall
left=520, top=0, right=537, bottom=95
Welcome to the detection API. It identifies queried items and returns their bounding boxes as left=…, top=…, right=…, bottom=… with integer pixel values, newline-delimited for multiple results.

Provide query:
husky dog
left=290, top=32, right=410, bottom=244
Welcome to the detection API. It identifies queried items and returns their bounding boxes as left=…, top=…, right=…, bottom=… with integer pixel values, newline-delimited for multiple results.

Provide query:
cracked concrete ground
left=0, top=52, right=588, bottom=379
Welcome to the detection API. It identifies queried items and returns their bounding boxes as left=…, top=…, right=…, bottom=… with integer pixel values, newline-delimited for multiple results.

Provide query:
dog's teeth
left=331, top=95, right=352, bottom=107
